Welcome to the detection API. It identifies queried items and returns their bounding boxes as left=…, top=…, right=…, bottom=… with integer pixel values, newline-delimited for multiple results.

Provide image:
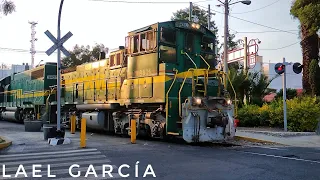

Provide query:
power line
left=260, top=41, right=300, bottom=51
left=230, top=0, right=282, bottom=14
left=0, top=47, right=53, bottom=54
left=89, top=0, right=211, bottom=3
left=196, top=4, right=299, bottom=36
left=231, top=30, right=299, bottom=34
left=229, top=14, right=299, bottom=36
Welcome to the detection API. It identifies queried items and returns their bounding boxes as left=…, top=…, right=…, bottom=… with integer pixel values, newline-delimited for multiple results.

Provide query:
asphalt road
left=1, top=120, right=320, bottom=180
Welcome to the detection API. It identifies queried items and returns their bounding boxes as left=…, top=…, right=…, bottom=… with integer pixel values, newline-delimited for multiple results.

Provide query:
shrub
left=286, top=96, right=320, bottom=132
left=237, top=96, right=320, bottom=132
left=238, top=104, right=262, bottom=127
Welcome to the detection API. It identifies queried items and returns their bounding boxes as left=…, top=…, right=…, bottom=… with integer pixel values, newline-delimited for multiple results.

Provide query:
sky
left=0, top=0, right=302, bottom=68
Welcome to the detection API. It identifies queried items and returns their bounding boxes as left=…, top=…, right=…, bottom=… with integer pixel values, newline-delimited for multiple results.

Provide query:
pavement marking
left=242, top=151, right=320, bottom=164
left=1, top=154, right=108, bottom=166
left=3, top=160, right=118, bottom=173
left=0, top=149, right=122, bottom=179
left=250, top=146, right=288, bottom=151
left=0, top=151, right=102, bottom=162
left=0, top=148, right=98, bottom=158
left=0, top=166, right=122, bottom=179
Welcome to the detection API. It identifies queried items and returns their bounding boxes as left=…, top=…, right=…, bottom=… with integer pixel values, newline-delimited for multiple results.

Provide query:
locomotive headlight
left=194, top=98, right=202, bottom=105
left=227, top=99, right=232, bottom=105
left=195, top=24, right=200, bottom=29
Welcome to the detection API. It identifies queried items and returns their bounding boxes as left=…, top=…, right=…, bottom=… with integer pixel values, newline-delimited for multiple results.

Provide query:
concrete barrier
left=24, top=120, right=42, bottom=132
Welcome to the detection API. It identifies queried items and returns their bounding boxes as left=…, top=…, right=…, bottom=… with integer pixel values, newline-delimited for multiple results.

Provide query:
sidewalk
left=235, top=127, right=320, bottom=147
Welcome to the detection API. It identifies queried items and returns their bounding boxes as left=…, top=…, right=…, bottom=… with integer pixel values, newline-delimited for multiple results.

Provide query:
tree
left=227, top=67, right=278, bottom=107
left=308, top=59, right=320, bottom=96
left=0, top=0, right=15, bottom=16
left=290, top=0, right=320, bottom=94
left=62, top=43, right=108, bottom=68
left=276, top=88, right=298, bottom=100
left=171, top=5, right=238, bottom=50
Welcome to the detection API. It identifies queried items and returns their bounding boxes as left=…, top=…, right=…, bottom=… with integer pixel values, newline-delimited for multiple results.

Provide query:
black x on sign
left=45, top=30, right=73, bottom=57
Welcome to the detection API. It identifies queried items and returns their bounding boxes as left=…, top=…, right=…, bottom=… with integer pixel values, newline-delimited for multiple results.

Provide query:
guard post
left=70, top=113, right=76, bottom=134
left=131, top=119, right=136, bottom=144
left=80, top=118, right=86, bottom=148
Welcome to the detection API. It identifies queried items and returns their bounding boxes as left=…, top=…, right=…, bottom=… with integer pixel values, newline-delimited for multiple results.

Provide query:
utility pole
left=243, top=37, right=248, bottom=105
left=189, top=2, right=192, bottom=21
left=29, top=21, right=38, bottom=69
left=223, top=0, right=229, bottom=88
left=243, top=37, right=248, bottom=71
left=282, top=57, right=287, bottom=132
left=207, top=4, right=210, bottom=29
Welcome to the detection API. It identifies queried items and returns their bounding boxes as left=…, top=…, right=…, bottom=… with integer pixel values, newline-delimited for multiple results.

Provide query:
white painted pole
left=283, top=57, right=287, bottom=132
left=56, top=0, right=64, bottom=131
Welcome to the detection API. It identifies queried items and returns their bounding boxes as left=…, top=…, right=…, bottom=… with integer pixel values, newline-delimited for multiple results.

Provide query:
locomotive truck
left=0, top=20, right=237, bottom=143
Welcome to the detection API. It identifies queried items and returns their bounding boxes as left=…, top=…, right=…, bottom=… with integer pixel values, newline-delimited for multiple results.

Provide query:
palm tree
left=290, top=0, right=320, bottom=94
left=1, top=0, right=15, bottom=16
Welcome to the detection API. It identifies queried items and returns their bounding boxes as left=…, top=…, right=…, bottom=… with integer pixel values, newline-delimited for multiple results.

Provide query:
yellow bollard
left=80, top=118, right=86, bottom=148
left=131, top=119, right=136, bottom=144
left=37, top=113, right=40, bottom=120
left=70, top=114, right=76, bottom=134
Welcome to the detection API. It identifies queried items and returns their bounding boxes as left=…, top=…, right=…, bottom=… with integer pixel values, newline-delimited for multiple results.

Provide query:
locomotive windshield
left=201, top=36, right=215, bottom=63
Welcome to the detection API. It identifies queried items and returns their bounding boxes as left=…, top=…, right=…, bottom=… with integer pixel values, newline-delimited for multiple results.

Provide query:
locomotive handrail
left=219, top=71, right=237, bottom=116
left=197, top=54, right=210, bottom=70
left=181, top=51, right=197, bottom=69
left=178, top=68, right=195, bottom=117
left=165, top=68, right=178, bottom=128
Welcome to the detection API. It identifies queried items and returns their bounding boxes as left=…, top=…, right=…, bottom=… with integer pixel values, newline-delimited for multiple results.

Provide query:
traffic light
left=275, top=63, right=285, bottom=75
left=293, top=62, right=303, bottom=74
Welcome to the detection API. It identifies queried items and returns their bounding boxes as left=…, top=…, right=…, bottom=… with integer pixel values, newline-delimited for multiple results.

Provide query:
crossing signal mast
left=274, top=58, right=303, bottom=132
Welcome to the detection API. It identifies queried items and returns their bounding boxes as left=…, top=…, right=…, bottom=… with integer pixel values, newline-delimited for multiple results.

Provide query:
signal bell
left=293, top=62, right=303, bottom=74
left=275, top=63, right=285, bottom=75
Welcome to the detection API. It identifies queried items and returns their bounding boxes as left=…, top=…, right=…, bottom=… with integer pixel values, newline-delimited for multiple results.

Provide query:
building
left=0, top=63, right=30, bottom=79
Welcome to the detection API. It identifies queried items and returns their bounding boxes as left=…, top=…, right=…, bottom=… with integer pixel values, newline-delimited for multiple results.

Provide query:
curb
left=234, top=136, right=285, bottom=145
left=0, top=136, right=12, bottom=150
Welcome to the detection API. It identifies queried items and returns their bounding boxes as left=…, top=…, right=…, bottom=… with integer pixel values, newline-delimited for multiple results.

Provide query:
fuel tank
left=1, top=111, right=19, bottom=122
left=81, top=112, right=105, bottom=130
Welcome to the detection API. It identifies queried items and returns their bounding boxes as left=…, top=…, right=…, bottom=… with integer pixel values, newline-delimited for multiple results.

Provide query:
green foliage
left=0, top=0, right=15, bottom=16
left=290, top=0, right=320, bottom=35
left=238, top=105, right=263, bottom=127
left=238, top=96, right=320, bottom=132
left=276, top=88, right=297, bottom=100
left=286, top=96, right=320, bottom=132
left=62, top=43, right=108, bottom=68
left=171, top=5, right=238, bottom=50
left=308, top=59, right=320, bottom=96
left=227, top=67, right=278, bottom=107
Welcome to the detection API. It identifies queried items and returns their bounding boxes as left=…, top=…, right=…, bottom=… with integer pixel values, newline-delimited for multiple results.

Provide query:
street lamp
left=218, top=0, right=251, bottom=88
left=37, top=60, right=44, bottom=67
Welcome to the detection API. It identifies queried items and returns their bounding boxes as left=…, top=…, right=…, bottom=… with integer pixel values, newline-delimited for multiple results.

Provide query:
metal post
left=207, top=4, right=210, bottom=30
left=57, top=0, right=64, bottom=131
left=283, top=57, right=287, bottom=132
left=189, top=2, right=192, bottom=21
left=131, top=119, right=136, bottom=144
left=70, top=113, right=76, bottom=134
left=223, top=0, right=229, bottom=88
left=80, top=118, right=86, bottom=148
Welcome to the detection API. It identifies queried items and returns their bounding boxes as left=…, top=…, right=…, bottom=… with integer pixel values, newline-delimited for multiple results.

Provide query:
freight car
left=0, top=20, right=237, bottom=143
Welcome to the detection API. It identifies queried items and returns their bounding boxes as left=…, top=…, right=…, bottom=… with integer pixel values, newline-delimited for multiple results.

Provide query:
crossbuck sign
left=45, top=30, right=73, bottom=57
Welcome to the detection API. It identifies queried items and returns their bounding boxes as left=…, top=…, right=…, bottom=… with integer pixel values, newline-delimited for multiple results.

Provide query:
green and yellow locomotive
left=0, top=20, right=237, bottom=143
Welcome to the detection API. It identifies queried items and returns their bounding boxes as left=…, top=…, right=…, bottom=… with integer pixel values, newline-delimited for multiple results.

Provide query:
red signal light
left=278, top=66, right=283, bottom=71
